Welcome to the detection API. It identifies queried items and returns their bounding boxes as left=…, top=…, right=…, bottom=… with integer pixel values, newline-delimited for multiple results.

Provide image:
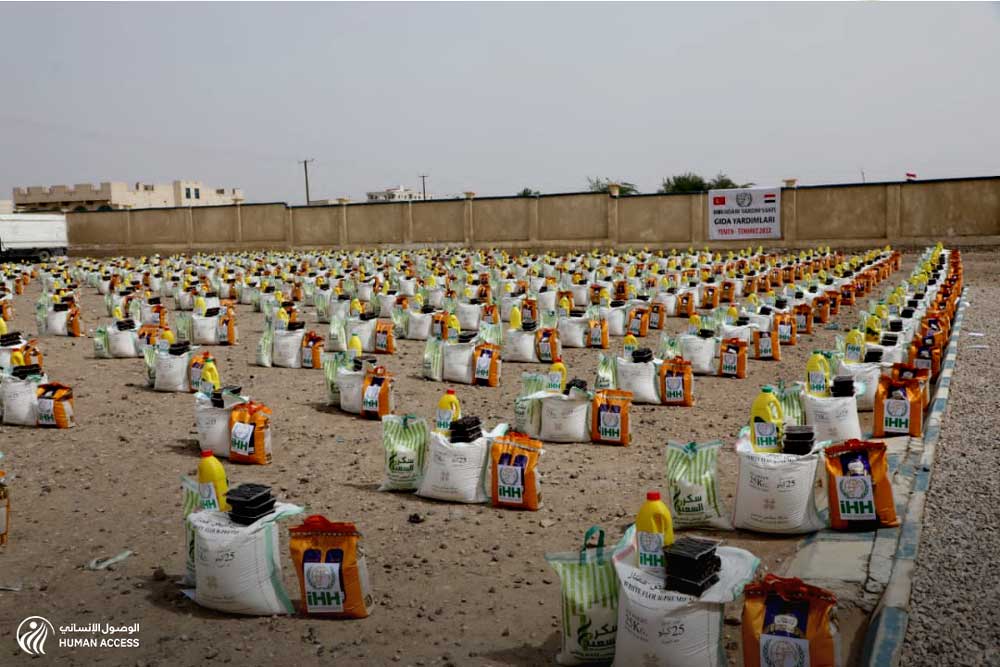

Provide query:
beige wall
left=66, top=177, right=1000, bottom=256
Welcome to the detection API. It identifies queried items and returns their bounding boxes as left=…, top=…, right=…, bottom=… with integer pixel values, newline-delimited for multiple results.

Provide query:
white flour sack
left=719, top=323, right=754, bottom=345
left=680, top=335, right=717, bottom=375
left=733, top=438, right=825, bottom=534
left=611, top=542, right=759, bottom=667
left=346, top=317, right=376, bottom=352
left=599, top=305, right=627, bottom=337
left=195, top=391, right=248, bottom=458
left=443, top=342, right=475, bottom=384
left=456, top=302, right=482, bottom=331
left=188, top=503, right=303, bottom=615
left=1, top=376, right=41, bottom=426
left=272, top=329, right=305, bottom=369
left=615, top=358, right=660, bottom=405
left=558, top=317, right=589, bottom=348
left=337, top=367, right=365, bottom=414
left=836, top=361, right=883, bottom=412
left=539, top=390, right=592, bottom=443
left=154, top=350, right=192, bottom=392
left=499, top=295, right=524, bottom=322
left=502, top=330, right=539, bottom=363
left=405, top=311, right=433, bottom=340
left=108, top=327, right=140, bottom=358
left=802, top=394, right=862, bottom=443
left=416, top=432, right=490, bottom=503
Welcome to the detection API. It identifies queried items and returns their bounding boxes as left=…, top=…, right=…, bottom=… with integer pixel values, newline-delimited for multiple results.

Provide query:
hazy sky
left=2, top=2, right=998, bottom=204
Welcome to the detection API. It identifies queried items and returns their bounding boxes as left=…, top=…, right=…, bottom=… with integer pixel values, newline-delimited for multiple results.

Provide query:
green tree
left=708, top=172, right=753, bottom=189
left=658, top=171, right=753, bottom=193
left=587, top=177, right=639, bottom=196
left=658, top=172, right=708, bottom=194
left=518, top=187, right=540, bottom=197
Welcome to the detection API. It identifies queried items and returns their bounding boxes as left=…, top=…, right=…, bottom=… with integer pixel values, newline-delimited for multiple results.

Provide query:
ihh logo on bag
left=722, top=352, right=737, bottom=375
left=664, top=376, right=684, bottom=401
left=304, top=563, right=344, bottom=612
left=758, top=335, right=773, bottom=357
left=598, top=406, right=621, bottom=440
left=837, top=474, right=876, bottom=520
left=760, top=634, right=809, bottom=667
left=778, top=324, right=792, bottom=342
left=497, top=465, right=523, bottom=504
left=845, top=344, right=862, bottom=362
left=884, top=399, right=910, bottom=432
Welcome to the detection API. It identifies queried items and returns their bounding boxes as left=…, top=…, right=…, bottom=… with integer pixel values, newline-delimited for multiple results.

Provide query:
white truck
left=0, top=214, right=68, bottom=261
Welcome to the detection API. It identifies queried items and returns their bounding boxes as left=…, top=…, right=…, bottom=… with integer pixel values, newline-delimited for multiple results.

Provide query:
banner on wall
left=707, top=187, right=781, bottom=240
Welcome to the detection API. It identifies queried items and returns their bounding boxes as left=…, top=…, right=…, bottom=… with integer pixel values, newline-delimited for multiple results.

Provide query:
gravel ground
left=0, top=249, right=914, bottom=665
left=903, top=252, right=1000, bottom=666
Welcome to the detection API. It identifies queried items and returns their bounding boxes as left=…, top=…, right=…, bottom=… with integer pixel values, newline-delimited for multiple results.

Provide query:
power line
left=418, top=173, right=429, bottom=201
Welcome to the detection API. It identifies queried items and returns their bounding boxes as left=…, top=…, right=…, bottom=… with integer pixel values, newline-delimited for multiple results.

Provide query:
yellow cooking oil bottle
left=199, top=355, right=221, bottom=395
left=557, top=294, right=571, bottom=317
left=509, top=303, right=522, bottom=330
left=548, top=356, right=567, bottom=392
left=687, top=313, right=701, bottom=335
left=348, top=332, right=364, bottom=359
left=749, top=386, right=784, bottom=453
left=635, top=491, right=674, bottom=574
left=844, top=328, right=866, bottom=364
left=805, top=351, right=831, bottom=396
left=864, top=312, right=882, bottom=343
left=196, top=450, right=230, bottom=511
left=435, top=389, right=461, bottom=435
left=623, top=332, right=638, bottom=361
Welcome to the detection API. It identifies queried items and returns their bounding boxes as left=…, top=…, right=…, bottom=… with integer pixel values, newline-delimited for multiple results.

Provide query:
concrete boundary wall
left=66, top=176, right=1000, bottom=256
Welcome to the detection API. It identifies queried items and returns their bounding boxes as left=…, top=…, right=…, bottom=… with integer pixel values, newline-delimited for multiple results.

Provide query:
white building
left=365, top=186, right=432, bottom=202
left=13, top=180, right=244, bottom=212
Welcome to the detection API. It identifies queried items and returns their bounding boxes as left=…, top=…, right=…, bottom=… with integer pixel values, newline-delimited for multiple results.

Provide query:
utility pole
left=418, top=173, right=429, bottom=201
left=299, top=159, right=315, bottom=204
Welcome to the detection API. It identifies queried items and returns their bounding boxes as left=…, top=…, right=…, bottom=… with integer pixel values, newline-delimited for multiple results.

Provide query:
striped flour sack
left=181, top=476, right=200, bottom=586
left=775, top=381, right=805, bottom=426
left=545, top=526, right=621, bottom=665
left=665, top=441, right=732, bottom=530
left=379, top=415, right=429, bottom=492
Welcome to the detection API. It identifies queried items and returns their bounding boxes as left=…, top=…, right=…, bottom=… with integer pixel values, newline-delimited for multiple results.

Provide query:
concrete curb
left=860, top=290, right=968, bottom=666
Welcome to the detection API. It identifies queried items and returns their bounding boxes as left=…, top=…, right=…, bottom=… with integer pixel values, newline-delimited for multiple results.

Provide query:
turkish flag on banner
left=713, top=196, right=726, bottom=206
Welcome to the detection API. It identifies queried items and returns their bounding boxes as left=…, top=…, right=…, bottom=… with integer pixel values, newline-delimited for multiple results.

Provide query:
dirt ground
left=0, top=250, right=910, bottom=666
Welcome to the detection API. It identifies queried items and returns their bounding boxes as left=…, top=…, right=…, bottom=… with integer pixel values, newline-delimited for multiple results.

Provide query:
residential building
left=12, top=180, right=244, bottom=212
left=365, top=185, right=432, bottom=202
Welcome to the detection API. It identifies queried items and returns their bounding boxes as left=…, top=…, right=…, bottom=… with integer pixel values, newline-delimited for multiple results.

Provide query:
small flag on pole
left=905, top=172, right=917, bottom=181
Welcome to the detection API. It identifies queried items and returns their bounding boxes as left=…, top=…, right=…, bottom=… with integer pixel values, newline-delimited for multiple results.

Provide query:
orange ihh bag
left=659, top=358, right=694, bottom=407
left=753, top=328, right=781, bottom=361
left=374, top=321, right=395, bottom=354
left=742, top=574, right=838, bottom=667
left=591, top=389, right=632, bottom=446
left=360, top=366, right=393, bottom=419
left=289, top=516, right=372, bottom=619
left=873, top=376, right=923, bottom=438
left=825, top=439, right=899, bottom=530
left=490, top=434, right=543, bottom=511
left=587, top=319, right=609, bottom=349
left=472, top=343, right=501, bottom=387
left=718, top=338, right=748, bottom=379
left=301, top=331, right=325, bottom=369
left=36, top=383, right=75, bottom=429
left=229, top=401, right=273, bottom=464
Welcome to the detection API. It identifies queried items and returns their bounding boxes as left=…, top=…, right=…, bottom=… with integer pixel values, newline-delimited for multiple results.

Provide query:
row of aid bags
left=513, top=374, right=633, bottom=446
left=0, top=370, right=75, bottom=428
left=321, top=355, right=395, bottom=420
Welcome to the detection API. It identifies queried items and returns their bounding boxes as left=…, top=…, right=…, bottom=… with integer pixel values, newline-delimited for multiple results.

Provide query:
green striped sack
left=423, top=337, right=444, bottom=381
left=665, top=440, right=732, bottom=530
left=322, top=351, right=352, bottom=406
left=545, top=526, right=620, bottom=665
left=595, top=353, right=617, bottom=390
left=379, top=415, right=429, bottom=492
left=181, top=475, right=200, bottom=586
left=774, top=380, right=805, bottom=426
